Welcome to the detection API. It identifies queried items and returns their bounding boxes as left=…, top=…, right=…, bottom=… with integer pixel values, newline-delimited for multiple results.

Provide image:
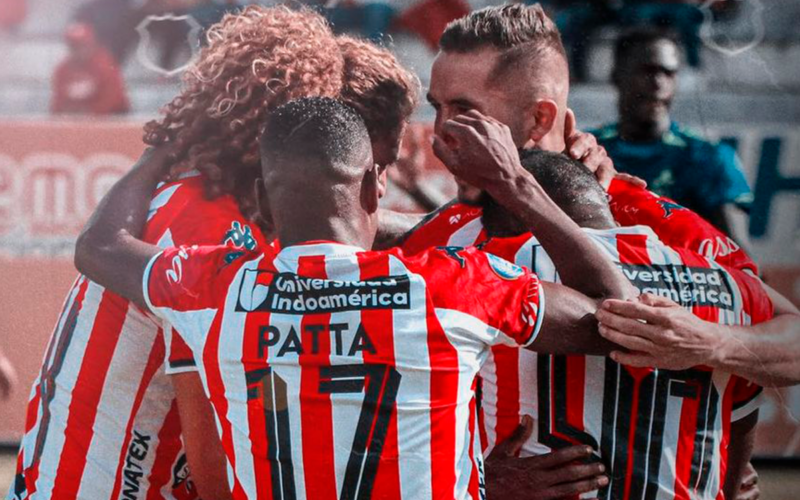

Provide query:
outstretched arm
left=433, top=110, right=637, bottom=302
left=74, top=147, right=171, bottom=305
left=596, top=286, right=800, bottom=386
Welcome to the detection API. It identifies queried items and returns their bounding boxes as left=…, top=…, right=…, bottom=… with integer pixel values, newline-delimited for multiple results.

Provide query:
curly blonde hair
left=144, top=5, right=344, bottom=215
left=337, top=36, right=420, bottom=147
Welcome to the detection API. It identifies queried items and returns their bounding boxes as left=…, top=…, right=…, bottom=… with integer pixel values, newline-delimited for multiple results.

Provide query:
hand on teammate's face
left=432, top=110, right=524, bottom=197
left=485, top=416, right=609, bottom=500
left=563, top=109, right=646, bottom=191
left=595, top=294, right=721, bottom=371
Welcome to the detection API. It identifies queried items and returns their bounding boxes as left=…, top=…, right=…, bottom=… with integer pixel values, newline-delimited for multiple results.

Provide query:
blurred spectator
left=74, top=0, right=143, bottom=64
left=51, top=23, right=131, bottom=115
left=395, top=0, right=470, bottom=50
left=593, top=27, right=752, bottom=238
left=0, top=0, right=26, bottom=32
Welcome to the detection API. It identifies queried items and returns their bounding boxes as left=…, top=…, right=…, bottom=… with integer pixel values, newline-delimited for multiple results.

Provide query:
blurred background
left=0, top=0, right=799, bottom=495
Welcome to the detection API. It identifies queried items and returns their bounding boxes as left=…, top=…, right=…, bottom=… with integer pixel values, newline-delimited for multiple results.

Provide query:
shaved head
left=260, top=96, right=372, bottom=183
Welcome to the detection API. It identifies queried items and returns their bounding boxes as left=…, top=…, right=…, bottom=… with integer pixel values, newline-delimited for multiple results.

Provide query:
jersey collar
left=277, top=241, right=366, bottom=261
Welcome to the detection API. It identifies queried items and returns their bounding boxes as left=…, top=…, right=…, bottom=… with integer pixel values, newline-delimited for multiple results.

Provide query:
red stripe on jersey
left=426, top=297, right=459, bottom=498
left=297, top=255, right=338, bottom=500
left=357, top=252, right=402, bottom=500
left=491, top=346, right=521, bottom=448
left=622, top=369, right=651, bottom=500
left=203, top=310, right=247, bottom=499
left=565, top=356, right=586, bottom=434
left=51, top=290, right=130, bottom=499
left=146, top=401, right=184, bottom=500
left=110, top=332, right=167, bottom=500
left=616, top=233, right=650, bottom=265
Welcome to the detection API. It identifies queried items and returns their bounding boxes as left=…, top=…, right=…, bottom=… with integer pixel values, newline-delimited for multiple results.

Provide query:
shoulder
left=400, top=201, right=483, bottom=255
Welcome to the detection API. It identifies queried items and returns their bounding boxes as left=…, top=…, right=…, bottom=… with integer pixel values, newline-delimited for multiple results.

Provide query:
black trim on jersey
left=169, top=358, right=197, bottom=369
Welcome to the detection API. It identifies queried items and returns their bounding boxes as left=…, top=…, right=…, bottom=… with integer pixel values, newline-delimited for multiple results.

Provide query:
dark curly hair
left=143, top=5, right=344, bottom=217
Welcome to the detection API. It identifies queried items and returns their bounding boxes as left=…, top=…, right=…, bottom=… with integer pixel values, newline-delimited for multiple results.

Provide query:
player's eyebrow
left=425, top=93, right=439, bottom=107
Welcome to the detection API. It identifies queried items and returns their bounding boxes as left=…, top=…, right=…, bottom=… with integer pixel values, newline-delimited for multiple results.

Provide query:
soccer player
left=73, top=96, right=637, bottom=500
left=435, top=135, right=771, bottom=499
left=9, top=7, right=409, bottom=500
left=403, top=3, right=758, bottom=276
left=593, top=27, right=753, bottom=240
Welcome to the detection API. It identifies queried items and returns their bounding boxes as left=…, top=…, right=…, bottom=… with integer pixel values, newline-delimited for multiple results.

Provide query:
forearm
left=531, top=282, right=617, bottom=355
left=494, top=173, right=636, bottom=300
left=714, top=315, right=800, bottom=387
left=74, top=148, right=167, bottom=305
left=723, top=411, right=758, bottom=500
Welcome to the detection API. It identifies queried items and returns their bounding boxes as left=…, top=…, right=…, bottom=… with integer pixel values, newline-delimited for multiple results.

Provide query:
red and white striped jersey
left=401, top=180, right=759, bottom=276
left=143, top=241, right=545, bottom=500
left=9, top=174, right=267, bottom=500
left=476, top=226, right=772, bottom=500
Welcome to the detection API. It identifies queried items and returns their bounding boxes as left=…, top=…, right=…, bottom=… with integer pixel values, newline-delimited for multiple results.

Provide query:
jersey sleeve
left=400, top=201, right=482, bottom=256
left=730, top=376, right=764, bottom=422
left=416, top=247, right=545, bottom=348
left=144, top=244, right=251, bottom=353
left=608, top=179, right=759, bottom=276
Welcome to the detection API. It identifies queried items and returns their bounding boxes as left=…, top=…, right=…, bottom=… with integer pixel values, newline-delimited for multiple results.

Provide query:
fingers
left=580, top=146, right=608, bottom=173
left=594, top=158, right=616, bottom=190
left=526, top=445, right=595, bottom=469
left=489, top=416, right=534, bottom=459
left=639, top=293, right=681, bottom=308
left=566, top=131, right=596, bottom=163
left=564, top=108, right=577, bottom=141
left=540, top=475, right=610, bottom=499
left=609, top=350, right=659, bottom=368
left=614, top=172, right=647, bottom=189
left=432, top=135, right=458, bottom=169
left=599, top=298, right=673, bottom=325
left=597, top=323, right=657, bottom=353
left=545, top=462, right=606, bottom=485
left=595, top=309, right=663, bottom=342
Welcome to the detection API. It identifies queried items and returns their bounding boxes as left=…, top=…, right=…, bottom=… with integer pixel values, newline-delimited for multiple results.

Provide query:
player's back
left=10, top=174, right=264, bottom=500
left=478, top=226, right=772, bottom=500
left=146, top=241, right=544, bottom=500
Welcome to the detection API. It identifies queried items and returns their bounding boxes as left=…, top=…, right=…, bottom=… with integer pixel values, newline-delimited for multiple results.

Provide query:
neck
left=277, top=216, right=374, bottom=251
left=618, top=109, right=670, bottom=142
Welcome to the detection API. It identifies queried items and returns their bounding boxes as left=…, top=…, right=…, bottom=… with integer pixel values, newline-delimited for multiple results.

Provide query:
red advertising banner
left=0, top=120, right=798, bottom=457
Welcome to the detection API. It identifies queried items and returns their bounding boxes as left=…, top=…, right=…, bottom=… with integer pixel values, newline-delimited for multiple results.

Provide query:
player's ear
left=375, top=164, right=389, bottom=198
left=254, top=178, right=275, bottom=232
left=360, top=163, right=382, bottom=214
left=523, top=99, right=559, bottom=146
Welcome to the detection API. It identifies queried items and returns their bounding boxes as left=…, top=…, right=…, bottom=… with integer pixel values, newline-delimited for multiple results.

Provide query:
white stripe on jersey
left=220, top=258, right=260, bottom=500
left=447, top=217, right=483, bottom=248
left=33, top=281, right=105, bottom=498
left=268, top=255, right=308, bottom=499
left=388, top=255, right=434, bottom=500
left=75, top=306, right=162, bottom=499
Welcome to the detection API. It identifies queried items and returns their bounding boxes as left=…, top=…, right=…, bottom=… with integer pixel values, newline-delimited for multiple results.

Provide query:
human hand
left=735, top=462, right=760, bottom=500
left=432, top=110, right=525, bottom=197
left=595, top=294, right=723, bottom=370
left=563, top=110, right=646, bottom=190
left=0, top=349, right=17, bottom=400
left=485, top=416, right=608, bottom=500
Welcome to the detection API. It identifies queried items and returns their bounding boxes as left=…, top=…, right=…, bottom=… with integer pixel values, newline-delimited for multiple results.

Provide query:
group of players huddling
left=8, top=4, right=800, bottom=500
